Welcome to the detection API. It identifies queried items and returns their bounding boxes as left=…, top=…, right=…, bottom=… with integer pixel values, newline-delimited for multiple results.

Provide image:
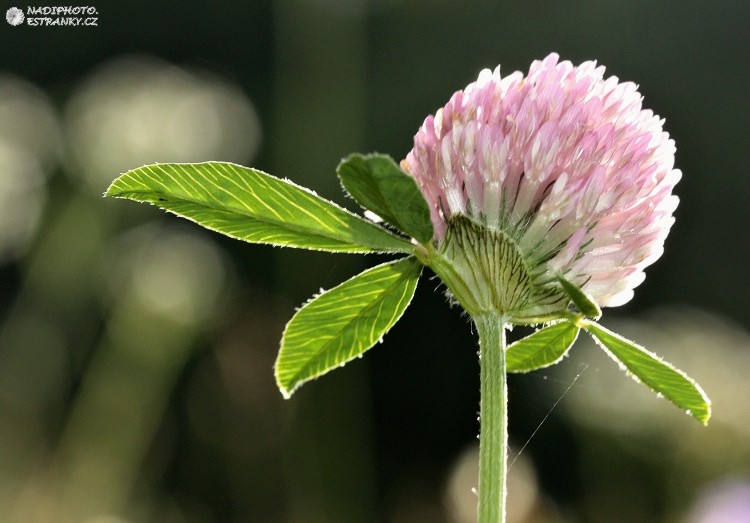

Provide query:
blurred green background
left=1, top=1, right=748, bottom=522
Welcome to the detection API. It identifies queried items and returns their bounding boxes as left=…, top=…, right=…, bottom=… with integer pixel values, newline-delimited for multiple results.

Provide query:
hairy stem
left=474, top=314, right=508, bottom=523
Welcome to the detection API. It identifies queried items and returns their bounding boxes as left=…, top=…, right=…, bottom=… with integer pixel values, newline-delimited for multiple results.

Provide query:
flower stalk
left=475, top=314, right=508, bottom=523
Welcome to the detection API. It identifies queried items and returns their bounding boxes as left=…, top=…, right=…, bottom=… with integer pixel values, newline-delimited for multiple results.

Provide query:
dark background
left=0, top=1, right=748, bottom=522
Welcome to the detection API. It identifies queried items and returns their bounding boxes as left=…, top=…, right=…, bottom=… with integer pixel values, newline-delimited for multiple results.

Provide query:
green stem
left=474, top=314, right=508, bottom=523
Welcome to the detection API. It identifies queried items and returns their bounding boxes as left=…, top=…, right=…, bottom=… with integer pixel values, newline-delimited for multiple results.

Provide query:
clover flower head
left=402, top=53, right=680, bottom=316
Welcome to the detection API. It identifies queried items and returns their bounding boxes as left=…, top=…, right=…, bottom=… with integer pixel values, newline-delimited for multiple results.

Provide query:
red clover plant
left=107, top=54, right=710, bottom=523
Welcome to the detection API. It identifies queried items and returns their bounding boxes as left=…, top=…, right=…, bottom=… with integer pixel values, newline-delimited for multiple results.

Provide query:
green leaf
left=582, top=321, right=711, bottom=425
left=557, top=275, right=601, bottom=318
left=507, top=321, right=579, bottom=372
left=276, top=256, right=422, bottom=398
left=337, top=154, right=434, bottom=243
left=106, top=162, right=414, bottom=254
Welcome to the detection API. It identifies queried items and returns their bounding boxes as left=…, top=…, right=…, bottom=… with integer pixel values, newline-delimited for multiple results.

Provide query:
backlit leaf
left=507, top=321, right=579, bottom=372
left=583, top=321, right=711, bottom=425
left=276, top=256, right=422, bottom=398
left=106, top=162, right=414, bottom=253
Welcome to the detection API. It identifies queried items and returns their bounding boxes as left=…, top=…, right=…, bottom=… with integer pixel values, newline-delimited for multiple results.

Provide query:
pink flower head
left=402, top=53, right=680, bottom=309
